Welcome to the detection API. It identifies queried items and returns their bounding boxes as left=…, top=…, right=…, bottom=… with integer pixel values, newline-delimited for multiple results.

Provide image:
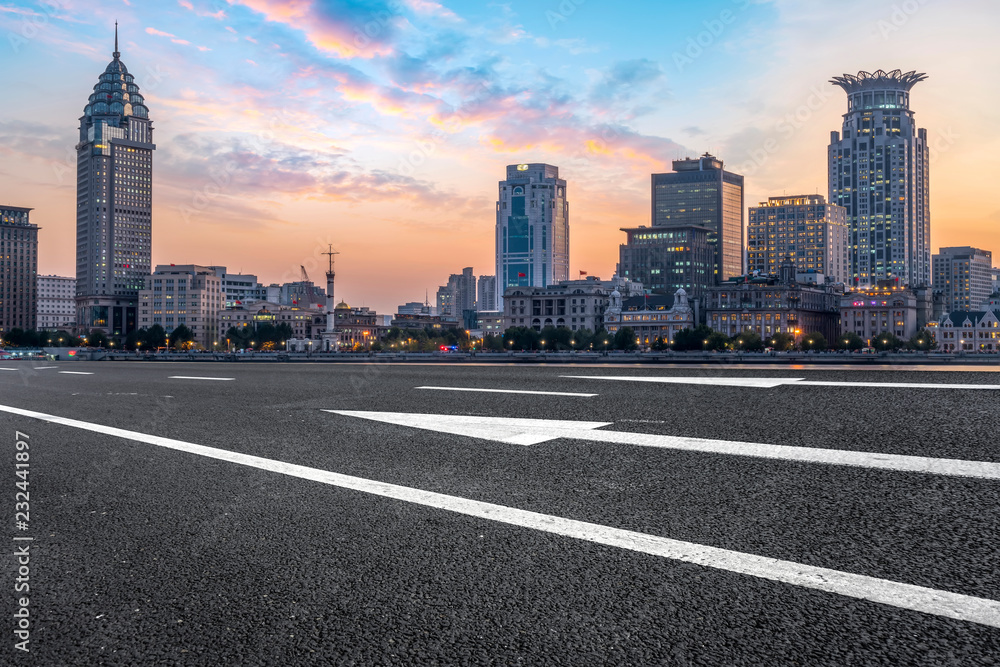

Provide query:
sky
left=1, top=0, right=999, bottom=314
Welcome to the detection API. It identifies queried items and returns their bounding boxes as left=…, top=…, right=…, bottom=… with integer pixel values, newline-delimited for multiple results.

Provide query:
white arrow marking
left=328, top=411, right=1000, bottom=481
left=562, top=376, right=1000, bottom=390
left=330, top=411, right=612, bottom=446
left=0, top=402, right=998, bottom=629
left=416, top=386, right=598, bottom=398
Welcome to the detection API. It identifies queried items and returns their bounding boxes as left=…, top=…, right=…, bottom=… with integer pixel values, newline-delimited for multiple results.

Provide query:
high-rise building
left=75, top=26, right=155, bottom=337
left=436, top=268, right=476, bottom=317
left=747, top=195, right=849, bottom=283
left=37, top=275, right=76, bottom=331
left=477, top=275, right=497, bottom=312
left=208, top=268, right=268, bottom=308
left=829, top=69, right=930, bottom=287
left=495, top=164, right=569, bottom=307
left=0, top=206, right=38, bottom=333
left=617, top=225, right=715, bottom=298
left=138, top=265, right=223, bottom=348
left=651, top=154, right=744, bottom=283
left=932, top=246, right=994, bottom=313
left=991, top=266, right=1000, bottom=295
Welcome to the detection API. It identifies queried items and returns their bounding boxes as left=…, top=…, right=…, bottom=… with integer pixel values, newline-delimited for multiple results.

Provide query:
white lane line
left=416, top=386, right=598, bottom=398
left=562, top=376, right=1000, bottom=390
left=58, top=371, right=94, bottom=375
left=0, top=403, right=998, bottom=630
left=0, top=368, right=18, bottom=372
left=329, top=411, right=1000, bottom=481
left=167, top=376, right=235, bottom=381
left=33, top=366, right=59, bottom=370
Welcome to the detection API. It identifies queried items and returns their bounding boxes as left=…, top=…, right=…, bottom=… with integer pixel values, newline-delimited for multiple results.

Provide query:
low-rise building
left=36, top=275, right=75, bottom=331
left=604, top=288, right=696, bottom=346
left=218, top=301, right=325, bottom=344
left=936, top=309, right=1000, bottom=352
left=334, top=301, right=387, bottom=349
left=839, top=283, right=920, bottom=344
left=502, top=275, right=642, bottom=332
left=139, top=265, right=224, bottom=348
left=706, top=273, right=840, bottom=340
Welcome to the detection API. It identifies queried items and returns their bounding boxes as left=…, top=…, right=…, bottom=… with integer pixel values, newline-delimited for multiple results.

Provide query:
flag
left=235, top=300, right=242, bottom=305
left=579, top=270, right=588, bottom=276
left=517, top=272, right=526, bottom=278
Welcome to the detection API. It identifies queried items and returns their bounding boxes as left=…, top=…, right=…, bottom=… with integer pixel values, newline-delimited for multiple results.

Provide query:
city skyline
left=2, top=0, right=999, bottom=315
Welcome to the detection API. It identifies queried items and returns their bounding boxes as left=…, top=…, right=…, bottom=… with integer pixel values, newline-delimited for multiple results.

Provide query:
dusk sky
left=2, top=0, right=998, bottom=314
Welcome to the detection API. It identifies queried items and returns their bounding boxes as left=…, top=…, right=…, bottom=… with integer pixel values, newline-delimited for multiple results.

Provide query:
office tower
left=0, top=206, right=38, bottom=332
left=617, top=225, right=714, bottom=298
left=437, top=268, right=476, bottom=317
left=933, top=246, right=994, bottom=312
left=495, top=164, right=569, bottom=307
left=138, top=265, right=223, bottom=348
left=37, top=275, right=76, bottom=331
left=477, top=275, right=497, bottom=311
left=747, top=195, right=849, bottom=282
left=75, top=25, right=155, bottom=336
left=829, top=69, right=930, bottom=287
left=650, top=153, right=744, bottom=283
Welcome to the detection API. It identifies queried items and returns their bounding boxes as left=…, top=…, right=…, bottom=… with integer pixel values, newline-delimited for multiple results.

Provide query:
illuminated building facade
left=495, top=164, right=569, bottom=307
left=651, top=154, right=744, bottom=283
left=747, top=195, right=849, bottom=283
left=75, top=26, right=155, bottom=336
left=618, top=225, right=715, bottom=299
left=0, top=206, right=38, bottom=333
left=932, top=246, right=993, bottom=314
left=828, top=69, right=930, bottom=287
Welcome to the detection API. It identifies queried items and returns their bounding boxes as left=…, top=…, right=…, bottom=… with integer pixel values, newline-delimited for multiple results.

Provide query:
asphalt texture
left=1, top=360, right=999, bottom=665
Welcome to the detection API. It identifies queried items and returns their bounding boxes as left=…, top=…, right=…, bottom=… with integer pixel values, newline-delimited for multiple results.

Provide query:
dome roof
left=336, top=301, right=350, bottom=309
left=83, top=26, right=149, bottom=120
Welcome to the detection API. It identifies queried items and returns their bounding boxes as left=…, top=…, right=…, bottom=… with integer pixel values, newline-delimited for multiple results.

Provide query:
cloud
left=145, top=26, right=192, bottom=45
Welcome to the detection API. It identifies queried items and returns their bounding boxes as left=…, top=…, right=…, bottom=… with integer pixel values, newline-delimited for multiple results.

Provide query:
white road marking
left=562, top=375, right=1000, bottom=390
left=33, top=366, right=59, bottom=370
left=0, top=403, right=997, bottom=629
left=168, top=376, right=235, bottom=381
left=58, top=371, right=93, bottom=375
left=330, top=411, right=1000, bottom=481
left=0, top=368, right=17, bottom=371
left=416, top=386, right=598, bottom=398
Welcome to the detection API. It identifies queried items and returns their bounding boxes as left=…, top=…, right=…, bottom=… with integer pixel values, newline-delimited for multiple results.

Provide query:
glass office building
left=747, top=195, right=849, bottom=282
left=75, top=26, right=155, bottom=336
left=495, top=164, right=569, bottom=308
left=650, top=154, right=744, bottom=283
left=828, top=69, right=930, bottom=288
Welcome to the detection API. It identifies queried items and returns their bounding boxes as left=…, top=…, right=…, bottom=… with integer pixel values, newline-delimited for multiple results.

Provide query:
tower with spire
left=75, top=24, right=156, bottom=337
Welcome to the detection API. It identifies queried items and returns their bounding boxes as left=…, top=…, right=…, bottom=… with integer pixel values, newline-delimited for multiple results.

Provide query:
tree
left=704, top=331, right=728, bottom=351
left=124, top=329, right=143, bottom=351
left=799, top=333, right=828, bottom=351
left=613, top=326, right=638, bottom=351
left=87, top=329, right=109, bottom=348
left=765, top=332, right=796, bottom=351
left=873, top=332, right=904, bottom=352
left=482, top=334, right=504, bottom=352
left=731, top=332, right=765, bottom=352
left=650, top=336, right=669, bottom=351
left=834, top=332, right=865, bottom=352
left=170, top=324, right=194, bottom=349
left=671, top=324, right=716, bottom=351
left=571, top=327, right=593, bottom=351
left=502, top=326, right=540, bottom=351
left=908, top=329, right=936, bottom=352
left=592, top=328, right=612, bottom=351
left=144, top=324, right=167, bottom=349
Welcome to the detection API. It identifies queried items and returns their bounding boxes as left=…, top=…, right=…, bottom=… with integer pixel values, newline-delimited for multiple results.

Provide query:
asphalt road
left=1, top=361, right=999, bottom=665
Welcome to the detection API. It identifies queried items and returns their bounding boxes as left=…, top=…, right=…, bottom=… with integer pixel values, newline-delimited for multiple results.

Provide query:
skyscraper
left=476, top=275, right=497, bottom=312
left=495, top=164, right=569, bottom=307
left=829, top=69, right=930, bottom=288
left=932, top=246, right=993, bottom=313
left=75, top=25, right=155, bottom=336
left=650, top=154, right=744, bottom=283
left=747, top=195, right=849, bottom=283
left=0, top=206, right=38, bottom=333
